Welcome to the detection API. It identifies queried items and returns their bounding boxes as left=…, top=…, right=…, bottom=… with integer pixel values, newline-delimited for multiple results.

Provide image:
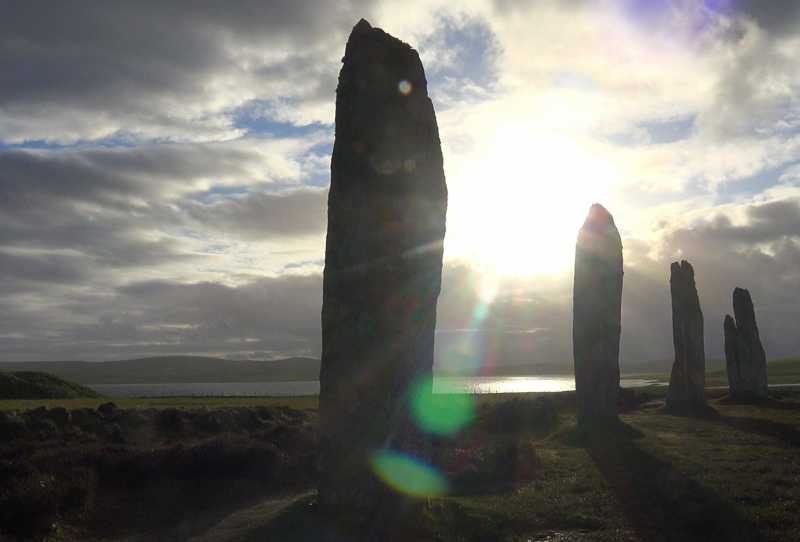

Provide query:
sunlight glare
left=446, top=124, right=618, bottom=277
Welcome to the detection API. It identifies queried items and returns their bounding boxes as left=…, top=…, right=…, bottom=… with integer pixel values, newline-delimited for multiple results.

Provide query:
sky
left=1, top=0, right=799, bottom=370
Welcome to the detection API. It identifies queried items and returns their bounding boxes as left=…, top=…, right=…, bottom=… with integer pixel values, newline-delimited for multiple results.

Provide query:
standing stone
left=724, top=314, right=741, bottom=395
left=665, top=260, right=707, bottom=411
left=318, top=19, right=448, bottom=519
left=724, top=288, right=768, bottom=400
left=573, top=204, right=623, bottom=427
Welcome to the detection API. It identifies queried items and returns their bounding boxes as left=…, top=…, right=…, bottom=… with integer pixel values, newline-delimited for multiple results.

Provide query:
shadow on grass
left=717, top=394, right=800, bottom=412
left=237, top=493, right=350, bottom=542
left=714, top=415, right=800, bottom=448
left=661, top=402, right=720, bottom=419
left=579, top=421, right=764, bottom=542
left=243, top=492, right=434, bottom=542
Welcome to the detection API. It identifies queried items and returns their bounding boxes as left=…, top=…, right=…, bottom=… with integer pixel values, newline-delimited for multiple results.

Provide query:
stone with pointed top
left=665, top=260, right=707, bottom=411
left=318, top=19, right=448, bottom=518
left=573, top=204, right=623, bottom=427
left=724, top=288, right=768, bottom=400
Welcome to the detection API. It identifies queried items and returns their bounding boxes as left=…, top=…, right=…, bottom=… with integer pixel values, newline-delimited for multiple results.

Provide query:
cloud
left=0, top=1, right=377, bottom=143
left=0, top=251, right=90, bottom=287
left=0, top=273, right=325, bottom=362
left=417, top=13, right=501, bottom=108
left=2, top=2, right=800, bottom=366
left=0, top=137, right=331, bottom=347
left=185, top=189, right=328, bottom=240
left=735, top=0, right=800, bottom=34
left=627, top=195, right=800, bottom=361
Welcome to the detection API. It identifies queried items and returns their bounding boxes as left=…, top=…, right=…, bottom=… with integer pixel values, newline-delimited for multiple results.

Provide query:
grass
left=0, top=402, right=319, bottom=541
left=248, top=389, right=800, bottom=542
left=2, top=388, right=799, bottom=540
left=633, top=357, right=800, bottom=387
left=0, top=395, right=319, bottom=412
left=0, top=371, right=100, bottom=400
left=427, top=391, right=800, bottom=541
left=3, top=365, right=799, bottom=540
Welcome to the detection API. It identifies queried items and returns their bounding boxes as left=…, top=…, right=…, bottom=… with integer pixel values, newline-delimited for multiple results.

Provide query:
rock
left=573, top=204, right=623, bottom=427
left=97, top=402, right=118, bottom=419
left=156, top=408, right=184, bottom=433
left=0, top=411, right=26, bottom=439
left=71, top=408, right=102, bottom=432
left=725, top=288, right=768, bottom=400
left=24, top=415, right=57, bottom=437
left=28, top=406, right=48, bottom=418
left=45, top=407, right=70, bottom=426
left=105, top=423, right=125, bottom=444
left=318, top=18, right=448, bottom=517
left=665, top=260, right=707, bottom=411
left=194, top=409, right=224, bottom=433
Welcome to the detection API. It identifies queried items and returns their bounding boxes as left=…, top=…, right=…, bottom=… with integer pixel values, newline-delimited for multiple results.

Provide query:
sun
left=445, top=124, right=618, bottom=278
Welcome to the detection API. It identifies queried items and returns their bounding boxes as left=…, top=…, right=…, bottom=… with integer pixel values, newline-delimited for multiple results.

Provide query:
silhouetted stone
left=724, top=314, right=740, bottom=392
left=573, top=204, right=623, bottom=427
left=97, top=402, right=118, bottom=419
left=725, top=288, right=768, bottom=400
left=318, top=18, right=447, bottom=518
left=665, top=260, right=707, bottom=411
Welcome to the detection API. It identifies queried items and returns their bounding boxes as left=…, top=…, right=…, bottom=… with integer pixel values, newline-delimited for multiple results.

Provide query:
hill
left=0, top=371, right=101, bottom=399
left=0, top=356, right=321, bottom=385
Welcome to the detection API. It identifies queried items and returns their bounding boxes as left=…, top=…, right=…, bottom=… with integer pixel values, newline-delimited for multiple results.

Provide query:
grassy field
left=0, top=371, right=100, bottom=400
left=2, top=386, right=799, bottom=540
left=247, top=389, right=800, bottom=542
left=631, top=357, right=800, bottom=387
left=0, top=395, right=318, bottom=412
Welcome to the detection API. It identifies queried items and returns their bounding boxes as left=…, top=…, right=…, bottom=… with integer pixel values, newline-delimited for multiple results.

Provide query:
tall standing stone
left=573, top=204, right=623, bottom=427
left=724, top=314, right=741, bottom=394
left=724, top=288, right=768, bottom=400
left=318, top=19, right=448, bottom=518
left=665, top=260, right=707, bottom=411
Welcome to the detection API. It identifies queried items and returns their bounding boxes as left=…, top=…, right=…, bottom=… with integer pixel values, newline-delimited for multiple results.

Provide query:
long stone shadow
left=714, top=414, right=800, bottom=448
left=717, top=394, right=800, bottom=413
left=582, top=422, right=764, bottom=542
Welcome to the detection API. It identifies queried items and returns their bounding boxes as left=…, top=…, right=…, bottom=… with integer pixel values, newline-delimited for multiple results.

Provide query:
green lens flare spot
left=410, top=376, right=475, bottom=435
left=370, top=450, right=448, bottom=498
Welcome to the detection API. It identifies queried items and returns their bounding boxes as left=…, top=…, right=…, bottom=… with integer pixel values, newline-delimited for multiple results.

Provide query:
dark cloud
left=668, top=199, right=800, bottom=246
left=0, top=141, right=325, bottom=268
left=735, top=1, right=800, bottom=34
left=0, top=252, right=89, bottom=287
left=0, top=1, right=376, bottom=142
left=0, top=140, right=330, bottom=360
left=186, top=189, right=328, bottom=239
left=1, top=2, right=799, bottom=368
left=0, top=144, right=284, bottom=207
left=697, top=2, right=800, bottom=138
left=2, top=195, right=799, bottom=365
left=628, top=197, right=800, bottom=361
left=0, top=274, right=325, bottom=361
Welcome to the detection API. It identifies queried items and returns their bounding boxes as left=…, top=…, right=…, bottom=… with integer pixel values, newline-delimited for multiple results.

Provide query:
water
left=91, top=376, right=657, bottom=398
left=434, top=376, right=657, bottom=394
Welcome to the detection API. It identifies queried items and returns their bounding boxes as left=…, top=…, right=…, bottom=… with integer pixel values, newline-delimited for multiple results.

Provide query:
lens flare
left=410, top=375, right=475, bottom=435
left=370, top=449, right=448, bottom=497
left=398, top=79, right=413, bottom=95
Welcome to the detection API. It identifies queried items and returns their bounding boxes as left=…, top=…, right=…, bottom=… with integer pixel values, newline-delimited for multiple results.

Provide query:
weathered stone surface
left=665, top=260, right=707, bottom=411
left=318, top=19, right=448, bottom=517
left=725, top=287, right=768, bottom=400
left=724, top=314, right=740, bottom=392
left=573, top=204, right=623, bottom=427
